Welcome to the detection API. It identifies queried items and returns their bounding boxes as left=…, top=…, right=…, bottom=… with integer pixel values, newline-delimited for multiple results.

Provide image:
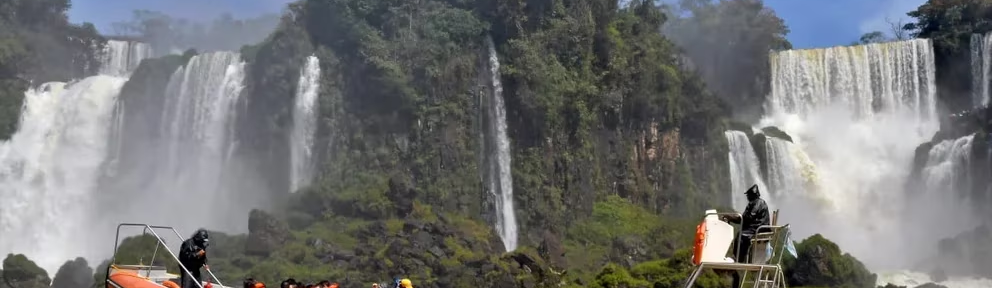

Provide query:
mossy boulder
left=246, top=209, right=292, bottom=256
left=51, top=257, right=93, bottom=288
left=1, top=254, right=50, bottom=288
left=783, top=234, right=877, bottom=288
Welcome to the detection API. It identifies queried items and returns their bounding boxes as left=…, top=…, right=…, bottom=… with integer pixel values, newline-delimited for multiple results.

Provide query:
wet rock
left=914, top=283, right=947, bottom=288
left=428, top=246, right=446, bottom=259
left=245, top=209, right=291, bottom=256
left=387, top=175, right=416, bottom=217
left=610, top=235, right=649, bottom=266
left=538, top=230, right=566, bottom=269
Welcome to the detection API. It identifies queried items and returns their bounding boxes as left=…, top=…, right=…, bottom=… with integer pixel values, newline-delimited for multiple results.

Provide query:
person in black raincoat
left=178, top=229, right=210, bottom=288
left=720, top=184, right=770, bottom=288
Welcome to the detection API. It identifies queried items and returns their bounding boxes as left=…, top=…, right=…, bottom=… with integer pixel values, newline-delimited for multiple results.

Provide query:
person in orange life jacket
left=179, top=229, right=210, bottom=288
left=720, top=184, right=770, bottom=288
left=243, top=278, right=266, bottom=288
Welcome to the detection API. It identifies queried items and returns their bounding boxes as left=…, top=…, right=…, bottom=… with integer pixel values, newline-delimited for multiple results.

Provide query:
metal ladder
left=739, top=265, right=786, bottom=288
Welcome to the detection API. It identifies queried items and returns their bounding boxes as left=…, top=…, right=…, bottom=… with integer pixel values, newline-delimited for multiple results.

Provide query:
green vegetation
left=904, top=0, right=992, bottom=111
left=1, top=254, right=50, bottom=288
left=0, top=0, right=956, bottom=287
left=0, top=0, right=106, bottom=139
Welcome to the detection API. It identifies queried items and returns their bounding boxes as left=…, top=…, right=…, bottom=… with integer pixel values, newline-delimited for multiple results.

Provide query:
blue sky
left=68, top=0, right=926, bottom=49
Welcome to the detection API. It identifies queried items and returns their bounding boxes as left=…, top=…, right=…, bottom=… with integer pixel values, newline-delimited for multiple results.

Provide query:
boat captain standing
left=719, top=184, right=770, bottom=288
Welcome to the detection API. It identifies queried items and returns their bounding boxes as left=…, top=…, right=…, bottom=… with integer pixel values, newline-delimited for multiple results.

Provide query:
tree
left=663, top=0, right=792, bottom=123
left=904, top=0, right=992, bottom=111
left=858, top=31, right=887, bottom=44
left=887, top=16, right=908, bottom=40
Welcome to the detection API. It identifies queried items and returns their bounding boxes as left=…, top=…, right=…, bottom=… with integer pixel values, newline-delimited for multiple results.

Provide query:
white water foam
left=757, top=39, right=955, bottom=270
left=483, top=36, right=518, bottom=252
left=290, top=55, right=321, bottom=193
left=0, top=76, right=126, bottom=274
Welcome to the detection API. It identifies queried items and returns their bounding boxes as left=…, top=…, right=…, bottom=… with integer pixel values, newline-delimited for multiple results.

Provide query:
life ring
left=692, top=220, right=706, bottom=265
left=162, top=280, right=180, bottom=288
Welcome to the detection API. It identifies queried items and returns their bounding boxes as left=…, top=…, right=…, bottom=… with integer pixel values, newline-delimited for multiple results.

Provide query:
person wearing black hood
left=178, top=229, right=210, bottom=288
left=720, top=184, right=770, bottom=288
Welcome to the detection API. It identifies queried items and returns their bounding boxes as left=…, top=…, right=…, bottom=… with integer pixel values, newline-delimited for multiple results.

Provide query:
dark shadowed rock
left=51, top=257, right=93, bottom=288
left=387, top=175, right=416, bottom=217
left=760, top=126, right=793, bottom=142
left=1, top=254, right=49, bottom=288
left=538, top=230, right=566, bottom=269
left=245, top=209, right=291, bottom=256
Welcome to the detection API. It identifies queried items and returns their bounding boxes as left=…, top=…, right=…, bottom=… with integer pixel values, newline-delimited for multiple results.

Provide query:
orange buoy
left=691, top=220, right=706, bottom=265
left=163, top=280, right=181, bottom=288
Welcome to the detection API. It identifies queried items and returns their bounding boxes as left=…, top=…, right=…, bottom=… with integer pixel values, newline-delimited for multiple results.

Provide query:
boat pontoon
left=683, top=209, right=791, bottom=288
left=105, top=223, right=229, bottom=288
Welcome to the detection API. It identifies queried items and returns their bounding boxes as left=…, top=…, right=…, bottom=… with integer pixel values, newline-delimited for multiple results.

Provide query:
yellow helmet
left=400, top=279, right=412, bottom=288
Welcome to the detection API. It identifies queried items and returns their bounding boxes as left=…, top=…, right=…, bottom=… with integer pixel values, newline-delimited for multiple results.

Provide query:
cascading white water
left=725, top=131, right=767, bottom=210
left=147, top=52, right=246, bottom=229
left=917, top=135, right=979, bottom=238
left=95, top=51, right=249, bottom=243
left=0, top=76, right=126, bottom=274
left=483, top=37, right=518, bottom=252
left=289, top=55, right=321, bottom=193
left=971, top=32, right=992, bottom=108
left=757, top=39, right=947, bottom=270
left=924, top=135, right=974, bottom=197
left=99, top=40, right=153, bottom=77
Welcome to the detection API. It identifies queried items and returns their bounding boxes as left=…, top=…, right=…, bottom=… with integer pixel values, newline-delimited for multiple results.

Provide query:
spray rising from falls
left=483, top=37, right=517, bottom=252
left=0, top=76, right=127, bottom=274
left=95, top=51, right=257, bottom=249
left=99, top=40, right=153, bottom=77
left=752, top=39, right=948, bottom=270
left=290, top=56, right=321, bottom=193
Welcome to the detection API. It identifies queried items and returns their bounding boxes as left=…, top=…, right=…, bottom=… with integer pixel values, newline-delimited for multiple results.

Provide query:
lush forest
left=5, top=0, right=992, bottom=287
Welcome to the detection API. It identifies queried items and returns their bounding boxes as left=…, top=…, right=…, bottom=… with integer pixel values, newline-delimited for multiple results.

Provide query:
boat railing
left=749, top=224, right=791, bottom=265
left=686, top=211, right=790, bottom=288
left=109, top=223, right=225, bottom=288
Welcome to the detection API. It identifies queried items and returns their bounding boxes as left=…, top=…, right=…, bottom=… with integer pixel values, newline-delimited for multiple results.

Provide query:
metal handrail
left=108, top=223, right=224, bottom=288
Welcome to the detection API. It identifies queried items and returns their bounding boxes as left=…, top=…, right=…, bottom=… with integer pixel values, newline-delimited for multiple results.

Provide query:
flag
left=785, top=230, right=798, bottom=258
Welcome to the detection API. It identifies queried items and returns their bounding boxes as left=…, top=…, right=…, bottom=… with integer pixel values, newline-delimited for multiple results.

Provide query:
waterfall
left=764, top=137, right=804, bottom=200
left=972, top=32, right=992, bottom=108
left=755, top=39, right=943, bottom=270
left=113, top=52, right=247, bottom=230
left=483, top=37, right=518, bottom=252
left=289, top=55, right=321, bottom=193
left=923, top=135, right=975, bottom=198
left=99, top=40, right=153, bottom=77
left=0, top=76, right=126, bottom=274
left=724, top=131, right=766, bottom=210
left=913, top=134, right=980, bottom=246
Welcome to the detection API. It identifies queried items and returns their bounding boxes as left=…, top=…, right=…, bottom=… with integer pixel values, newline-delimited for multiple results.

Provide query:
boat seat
left=749, top=224, right=790, bottom=265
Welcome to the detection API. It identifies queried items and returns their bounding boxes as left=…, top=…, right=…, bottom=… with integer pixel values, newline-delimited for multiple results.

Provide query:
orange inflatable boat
left=104, top=223, right=228, bottom=288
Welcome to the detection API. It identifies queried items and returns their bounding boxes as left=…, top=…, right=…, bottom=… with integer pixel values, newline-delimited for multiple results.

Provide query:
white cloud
left=859, top=0, right=927, bottom=36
